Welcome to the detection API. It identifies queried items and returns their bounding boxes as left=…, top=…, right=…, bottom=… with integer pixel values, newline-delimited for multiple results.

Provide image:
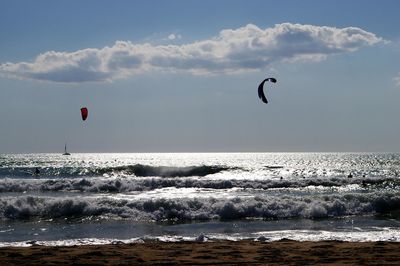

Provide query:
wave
left=2, top=229, right=400, bottom=247
left=0, top=176, right=398, bottom=193
left=101, top=164, right=232, bottom=177
left=1, top=191, right=400, bottom=221
left=0, top=164, right=232, bottom=178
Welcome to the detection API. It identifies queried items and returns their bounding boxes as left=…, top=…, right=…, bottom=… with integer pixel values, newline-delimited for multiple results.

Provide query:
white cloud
left=394, top=73, right=400, bottom=87
left=0, top=23, right=384, bottom=83
left=167, top=33, right=181, bottom=40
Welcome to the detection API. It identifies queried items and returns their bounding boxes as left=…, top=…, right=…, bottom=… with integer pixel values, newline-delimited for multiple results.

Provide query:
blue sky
left=1, top=0, right=400, bottom=153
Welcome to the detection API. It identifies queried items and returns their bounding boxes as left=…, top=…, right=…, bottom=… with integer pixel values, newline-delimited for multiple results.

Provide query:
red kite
left=80, top=107, right=88, bottom=121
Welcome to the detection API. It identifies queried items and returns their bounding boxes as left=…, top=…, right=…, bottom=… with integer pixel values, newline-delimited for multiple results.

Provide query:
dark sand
left=1, top=240, right=399, bottom=265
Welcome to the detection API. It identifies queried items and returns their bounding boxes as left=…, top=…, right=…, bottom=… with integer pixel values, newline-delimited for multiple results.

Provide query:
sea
left=0, top=153, right=400, bottom=246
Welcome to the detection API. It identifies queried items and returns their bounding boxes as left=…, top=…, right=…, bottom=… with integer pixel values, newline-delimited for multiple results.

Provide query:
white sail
left=63, top=143, right=71, bottom=155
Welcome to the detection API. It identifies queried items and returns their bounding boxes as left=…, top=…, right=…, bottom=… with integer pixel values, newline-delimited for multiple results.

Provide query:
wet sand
left=0, top=240, right=399, bottom=265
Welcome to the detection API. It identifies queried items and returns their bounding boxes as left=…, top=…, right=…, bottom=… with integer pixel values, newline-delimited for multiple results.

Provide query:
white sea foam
left=252, top=229, right=400, bottom=242
left=0, top=228, right=399, bottom=247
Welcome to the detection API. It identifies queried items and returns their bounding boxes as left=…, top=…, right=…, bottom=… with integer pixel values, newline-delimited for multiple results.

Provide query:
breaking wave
left=0, top=176, right=398, bottom=193
left=1, top=191, right=400, bottom=221
left=0, top=164, right=232, bottom=178
left=102, top=164, right=232, bottom=177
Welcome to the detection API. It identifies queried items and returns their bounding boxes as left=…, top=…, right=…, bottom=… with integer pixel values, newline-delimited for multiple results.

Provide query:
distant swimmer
left=34, top=167, right=40, bottom=175
left=347, top=173, right=353, bottom=178
left=265, top=165, right=284, bottom=169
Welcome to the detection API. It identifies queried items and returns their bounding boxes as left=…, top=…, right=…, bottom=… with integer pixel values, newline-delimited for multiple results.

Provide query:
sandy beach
left=0, top=240, right=399, bottom=265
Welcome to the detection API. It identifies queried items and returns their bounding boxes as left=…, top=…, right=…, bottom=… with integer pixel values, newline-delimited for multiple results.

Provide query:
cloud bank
left=0, top=23, right=383, bottom=83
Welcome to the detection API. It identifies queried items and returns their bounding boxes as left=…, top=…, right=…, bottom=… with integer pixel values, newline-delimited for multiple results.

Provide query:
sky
left=1, top=0, right=400, bottom=153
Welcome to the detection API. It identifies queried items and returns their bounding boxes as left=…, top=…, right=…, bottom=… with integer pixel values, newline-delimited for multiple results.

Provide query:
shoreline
left=1, top=240, right=399, bottom=265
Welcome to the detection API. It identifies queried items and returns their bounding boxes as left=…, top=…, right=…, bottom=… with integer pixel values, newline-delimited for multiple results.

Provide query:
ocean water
left=0, top=153, right=400, bottom=246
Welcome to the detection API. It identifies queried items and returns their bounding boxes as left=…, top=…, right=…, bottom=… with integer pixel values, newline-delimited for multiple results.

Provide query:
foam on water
left=1, top=229, right=399, bottom=247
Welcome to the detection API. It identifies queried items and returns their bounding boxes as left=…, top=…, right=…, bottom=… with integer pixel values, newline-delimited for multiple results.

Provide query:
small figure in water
left=34, top=167, right=40, bottom=175
left=347, top=173, right=353, bottom=178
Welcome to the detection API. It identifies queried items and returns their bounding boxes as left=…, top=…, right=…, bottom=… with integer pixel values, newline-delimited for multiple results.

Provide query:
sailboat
left=63, top=143, right=71, bottom=155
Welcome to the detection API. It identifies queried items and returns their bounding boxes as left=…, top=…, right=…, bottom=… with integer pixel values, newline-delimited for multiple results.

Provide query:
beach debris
left=258, top=77, right=277, bottom=104
left=80, top=107, right=88, bottom=121
left=26, top=240, right=39, bottom=246
left=195, top=233, right=208, bottom=242
left=256, top=236, right=269, bottom=242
